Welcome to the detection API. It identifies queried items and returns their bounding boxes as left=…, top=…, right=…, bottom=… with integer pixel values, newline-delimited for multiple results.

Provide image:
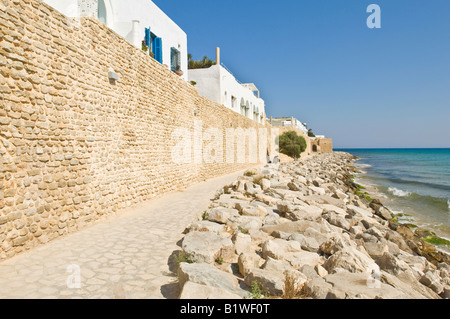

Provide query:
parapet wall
left=0, top=0, right=272, bottom=259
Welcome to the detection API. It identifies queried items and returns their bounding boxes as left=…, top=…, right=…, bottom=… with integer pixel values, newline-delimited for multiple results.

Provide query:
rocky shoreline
left=174, top=152, right=450, bottom=299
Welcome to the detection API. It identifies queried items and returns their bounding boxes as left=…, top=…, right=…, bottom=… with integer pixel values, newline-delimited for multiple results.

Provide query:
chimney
left=216, top=47, right=220, bottom=66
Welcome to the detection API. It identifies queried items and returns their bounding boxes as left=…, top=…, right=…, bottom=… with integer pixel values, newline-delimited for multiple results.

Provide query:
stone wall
left=0, top=0, right=272, bottom=259
left=311, top=138, right=333, bottom=154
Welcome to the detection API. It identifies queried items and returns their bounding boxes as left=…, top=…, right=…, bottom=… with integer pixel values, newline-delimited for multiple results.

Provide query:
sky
left=153, top=0, right=450, bottom=148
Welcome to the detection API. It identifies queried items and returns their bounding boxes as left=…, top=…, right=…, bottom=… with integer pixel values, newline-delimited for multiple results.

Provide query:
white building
left=43, top=0, right=188, bottom=80
left=269, top=117, right=308, bottom=135
left=188, top=48, right=266, bottom=124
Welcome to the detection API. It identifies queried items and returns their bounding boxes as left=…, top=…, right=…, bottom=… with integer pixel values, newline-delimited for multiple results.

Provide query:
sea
left=336, top=148, right=450, bottom=251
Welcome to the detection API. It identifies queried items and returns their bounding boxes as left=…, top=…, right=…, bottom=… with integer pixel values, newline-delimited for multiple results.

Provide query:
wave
left=370, top=176, right=450, bottom=193
left=384, top=187, right=450, bottom=212
left=355, top=163, right=372, bottom=169
left=388, top=187, right=411, bottom=197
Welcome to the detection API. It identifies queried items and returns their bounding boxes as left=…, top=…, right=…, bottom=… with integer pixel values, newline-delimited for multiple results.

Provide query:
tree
left=307, top=129, right=315, bottom=137
left=279, top=131, right=307, bottom=159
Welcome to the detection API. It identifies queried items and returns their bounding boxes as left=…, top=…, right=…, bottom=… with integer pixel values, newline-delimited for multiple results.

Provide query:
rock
left=315, top=265, right=328, bottom=278
left=299, top=264, right=320, bottom=280
left=347, top=205, right=373, bottom=218
left=420, top=271, right=444, bottom=294
left=284, top=250, right=323, bottom=269
left=207, top=207, right=237, bottom=224
left=375, top=252, right=411, bottom=276
left=272, top=230, right=291, bottom=240
left=440, top=286, right=450, bottom=299
left=260, top=178, right=271, bottom=190
left=228, top=215, right=262, bottom=233
left=239, top=205, right=266, bottom=217
left=308, top=186, right=326, bottom=196
left=185, top=221, right=224, bottom=234
left=178, top=263, right=246, bottom=297
left=232, top=232, right=252, bottom=255
left=263, top=212, right=280, bottom=226
left=322, top=211, right=351, bottom=231
left=380, top=271, right=440, bottom=299
left=238, top=252, right=264, bottom=277
left=318, top=195, right=346, bottom=209
left=262, top=257, right=294, bottom=273
left=323, top=247, right=374, bottom=274
left=363, top=240, right=390, bottom=259
left=289, top=233, right=319, bottom=252
left=303, top=277, right=333, bottom=299
left=319, top=234, right=356, bottom=255
left=375, top=206, right=392, bottom=221
left=324, top=271, right=406, bottom=299
left=179, top=281, right=242, bottom=299
left=385, top=229, right=413, bottom=253
left=303, top=227, right=329, bottom=246
left=397, top=224, right=415, bottom=239
left=244, top=268, right=285, bottom=296
left=182, top=231, right=234, bottom=264
left=262, top=239, right=302, bottom=260
left=287, top=182, right=301, bottom=191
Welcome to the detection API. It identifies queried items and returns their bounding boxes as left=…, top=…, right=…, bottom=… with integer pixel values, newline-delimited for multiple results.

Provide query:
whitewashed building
left=43, top=0, right=188, bottom=80
left=269, top=117, right=308, bottom=135
left=188, top=48, right=266, bottom=124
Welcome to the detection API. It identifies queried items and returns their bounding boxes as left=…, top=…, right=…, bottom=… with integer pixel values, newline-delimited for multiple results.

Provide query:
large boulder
left=347, top=205, right=373, bottom=218
left=323, top=246, right=374, bottom=274
left=324, top=271, right=406, bottom=299
left=238, top=252, right=264, bottom=277
left=232, top=232, right=252, bottom=255
left=322, top=211, right=351, bottom=231
left=262, top=239, right=302, bottom=260
left=227, top=215, right=263, bottom=233
left=178, top=262, right=246, bottom=297
left=285, top=250, right=323, bottom=269
left=289, top=233, right=320, bottom=252
left=207, top=207, right=238, bottom=224
left=244, top=268, right=285, bottom=296
left=182, top=231, right=234, bottom=264
left=179, top=281, right=242, bottom=299
left=319, top=233, right=356, bottom=255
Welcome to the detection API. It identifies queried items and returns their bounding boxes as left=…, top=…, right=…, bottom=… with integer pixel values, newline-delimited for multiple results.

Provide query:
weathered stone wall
left=0, top=0, right=272, bottom=259
left=311, top=138, right=333, bottom=154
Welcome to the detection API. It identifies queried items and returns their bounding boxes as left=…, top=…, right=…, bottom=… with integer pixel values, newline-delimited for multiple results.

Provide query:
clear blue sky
left=153, top=0, right=450, bottom=148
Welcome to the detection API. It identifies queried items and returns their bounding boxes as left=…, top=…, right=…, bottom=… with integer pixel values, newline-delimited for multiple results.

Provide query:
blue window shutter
left=155, top=37, right=162, bottom=63
left=144, top=28, right=151, bottom=46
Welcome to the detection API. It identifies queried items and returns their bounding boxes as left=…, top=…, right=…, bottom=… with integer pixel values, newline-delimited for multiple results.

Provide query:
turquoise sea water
left=337, top=148, right=450, bottom=243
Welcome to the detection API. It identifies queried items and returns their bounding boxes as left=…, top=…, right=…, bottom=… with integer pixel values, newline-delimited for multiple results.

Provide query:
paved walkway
left=0, top=170, right=247, bottom=299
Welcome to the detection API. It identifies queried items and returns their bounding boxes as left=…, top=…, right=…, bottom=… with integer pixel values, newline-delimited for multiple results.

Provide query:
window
left=171, top=47, right=181, bottom=72
left=231, top=96, right=237, bottom=109
left=145, top=28, right=162, bottom=63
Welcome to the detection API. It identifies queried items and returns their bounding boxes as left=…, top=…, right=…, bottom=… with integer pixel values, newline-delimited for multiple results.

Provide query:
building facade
left=188, top=49, right=266, bottom=124
left=269, top=117, right=308, bottom=135
left=43, top=0, right=189, bottom=80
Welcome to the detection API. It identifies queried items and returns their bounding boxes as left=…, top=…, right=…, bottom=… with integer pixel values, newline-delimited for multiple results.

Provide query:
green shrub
left=279, top=131, right=307, bottom=159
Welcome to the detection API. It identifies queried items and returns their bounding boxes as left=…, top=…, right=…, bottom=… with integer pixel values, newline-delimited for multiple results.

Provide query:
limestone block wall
left=0, top=0, right=272, bottom=259
left=311, top=138, right=333, bottom=154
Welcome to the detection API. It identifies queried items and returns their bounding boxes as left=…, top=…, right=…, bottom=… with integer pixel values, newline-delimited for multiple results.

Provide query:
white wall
left=110, top=0, right=188, bottom=81
left=188, top=65, right=266, bottom=124
left=43, top=0, right=188, bottom=81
